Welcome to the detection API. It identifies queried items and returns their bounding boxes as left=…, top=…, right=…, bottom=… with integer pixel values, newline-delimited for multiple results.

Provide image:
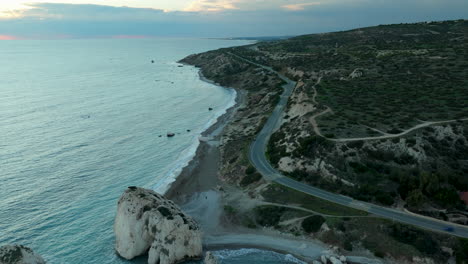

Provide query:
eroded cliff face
left=0, top=245, right=45, bottom=264
left=114, top=187, right=202, bottom=264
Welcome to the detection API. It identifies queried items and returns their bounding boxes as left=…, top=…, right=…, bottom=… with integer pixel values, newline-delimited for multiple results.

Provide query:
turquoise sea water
left=0, top=38, right=304, bottom=264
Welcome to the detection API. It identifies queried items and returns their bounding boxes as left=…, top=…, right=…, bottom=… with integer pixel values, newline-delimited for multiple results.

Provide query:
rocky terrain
left=203, top=251, right=218, bottom=264
left=181, top=20, right=468, bottom=264
left=114, top=187, right=202, bottom=264
left=0, top=245, right=45, bottom=264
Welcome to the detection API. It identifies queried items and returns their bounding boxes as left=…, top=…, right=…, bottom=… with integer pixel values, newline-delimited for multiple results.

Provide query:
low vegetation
left=259, top=20, right=468, bottom=222
left=301, top=215, right=325, bottom=233
left=262, top=183, right=368, bottom=216
left=182, top=19, right=468, bottom=263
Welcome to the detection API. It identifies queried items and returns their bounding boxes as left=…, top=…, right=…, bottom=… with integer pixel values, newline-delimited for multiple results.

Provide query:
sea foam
left=154, top=87, right=237, bottom=194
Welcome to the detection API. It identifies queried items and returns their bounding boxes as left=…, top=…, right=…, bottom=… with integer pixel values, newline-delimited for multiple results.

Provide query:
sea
left=0, top=38, right=305, bottom=264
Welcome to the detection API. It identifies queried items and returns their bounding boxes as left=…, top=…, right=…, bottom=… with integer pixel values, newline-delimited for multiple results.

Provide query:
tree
left=406, top=189, right=426, bottom=208
left=301, top=215, right=325, bottom=233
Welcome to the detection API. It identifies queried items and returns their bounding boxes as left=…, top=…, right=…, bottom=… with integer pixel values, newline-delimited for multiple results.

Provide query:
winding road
left=231, top=53, right=468, bottom=238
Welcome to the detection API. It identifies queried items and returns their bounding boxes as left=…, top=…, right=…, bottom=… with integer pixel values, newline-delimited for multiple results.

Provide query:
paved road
left=232, top=53, right=468, bottom=238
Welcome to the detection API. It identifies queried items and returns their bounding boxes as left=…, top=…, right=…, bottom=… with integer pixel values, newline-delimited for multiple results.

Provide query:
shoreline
left=203, top=233, right=327, bottom=263
left=162, top=64, right=382, bottom=264
left=164, top=69, right=245, bottom=200
left=162, top=67, right=334, bottom=263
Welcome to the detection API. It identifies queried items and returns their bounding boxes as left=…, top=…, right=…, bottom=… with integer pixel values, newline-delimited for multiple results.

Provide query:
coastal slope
left=179, top=20, right=468, bottom=264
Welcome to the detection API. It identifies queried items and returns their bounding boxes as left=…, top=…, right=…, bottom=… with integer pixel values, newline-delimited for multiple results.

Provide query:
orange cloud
left=282, top=2, right=321, bottom=11
left=0, top=35, right=20, bottom=40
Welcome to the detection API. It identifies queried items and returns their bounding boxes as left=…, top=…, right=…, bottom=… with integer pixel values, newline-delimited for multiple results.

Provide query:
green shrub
left=240, top=172, right=262, bottom=187
left=344, top=239, right=353, bottom=251
left=255, top=206, right=286, bottom=227
left=374, top=251, right=385, bottom=258
left=376, top=192, right=394, bottom=206
left=347, top=141, right=364, bottom=149
left=242, top=217, right=257, bottom=229
left=301, top=215, right=325, bottom=233
left=389, top=223, right=440, bottom=255
left=455, top=238, right=468, bottom=264
left=245, top=165, right=256, bottom=175
left=223, top=205, right=236, bottom=214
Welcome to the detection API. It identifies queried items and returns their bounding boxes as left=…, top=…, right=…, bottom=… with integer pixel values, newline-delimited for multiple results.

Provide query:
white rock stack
left=204, top=251, right=219, bottom=264
left=114, top=186, right=203, bottom=264
left=0, top=245, right=45, bottom=264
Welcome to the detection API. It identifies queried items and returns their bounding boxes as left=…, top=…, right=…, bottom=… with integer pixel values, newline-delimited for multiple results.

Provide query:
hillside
left=238, top=20, right=468, bottom=223
left=181, top=20, right=468, bottom=263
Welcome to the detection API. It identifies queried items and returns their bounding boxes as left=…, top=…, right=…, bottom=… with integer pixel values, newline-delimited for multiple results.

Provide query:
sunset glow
left=0, top=34, right=19, bottom=40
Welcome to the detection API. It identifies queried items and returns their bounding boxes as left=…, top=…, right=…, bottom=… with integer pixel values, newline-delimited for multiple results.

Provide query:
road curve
left=232, top=53, right=468, bottom=238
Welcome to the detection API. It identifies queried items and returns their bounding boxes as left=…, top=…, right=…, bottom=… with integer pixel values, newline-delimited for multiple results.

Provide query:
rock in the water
left=321, top=255, right=327, bottom=264
left=208, top=107, right=213, bottom=111
left=330, top=256, right=343, bottom=264
left=204, top=251, right=218, bottom=264
left=0, top=245, right=45, bottom=264
left=114, top=187, right=202, bottom=264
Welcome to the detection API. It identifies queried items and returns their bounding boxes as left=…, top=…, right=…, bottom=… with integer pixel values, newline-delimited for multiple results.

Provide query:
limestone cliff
left=114, top=187, right=202, bottom=264
left=0, top=245, right=45, bottom=264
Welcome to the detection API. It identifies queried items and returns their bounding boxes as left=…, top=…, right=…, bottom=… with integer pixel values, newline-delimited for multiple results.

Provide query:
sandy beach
left=164, top=71, right=245, bottom=201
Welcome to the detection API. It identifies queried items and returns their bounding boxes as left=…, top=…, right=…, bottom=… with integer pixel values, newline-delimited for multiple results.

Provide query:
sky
left=0, top=0, right=467, bottom=39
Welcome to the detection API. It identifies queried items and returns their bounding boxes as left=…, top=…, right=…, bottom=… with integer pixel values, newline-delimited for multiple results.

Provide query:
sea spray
left=154, top=87, right=237, bottom=194
left=212, top=248, right=306, bottom=264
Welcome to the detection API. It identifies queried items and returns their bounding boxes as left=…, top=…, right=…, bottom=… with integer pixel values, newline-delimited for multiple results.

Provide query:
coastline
left=162, top=62, right=382, bottom=264
left=162, top=67, right=335, bottom=263
left=164, top=70, right=245, bottom=200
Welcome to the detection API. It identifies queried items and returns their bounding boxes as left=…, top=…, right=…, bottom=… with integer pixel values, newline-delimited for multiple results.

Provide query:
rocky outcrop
left=0, top=245, right=45, bottom=264
left=204, top=251, right=218, bottom=264
left=114, top=187, right=202, bottom=264
left=319, top=254, right=349, bottom=264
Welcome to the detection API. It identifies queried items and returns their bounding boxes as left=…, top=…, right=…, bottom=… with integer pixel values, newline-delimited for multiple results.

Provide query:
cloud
left=282, top=2, right=321, bottom=11
left=0, top=0, right=466, bottom=39
left=9, top=3, right=167, bottom=21
left=184, top=0, right=241, bottom=12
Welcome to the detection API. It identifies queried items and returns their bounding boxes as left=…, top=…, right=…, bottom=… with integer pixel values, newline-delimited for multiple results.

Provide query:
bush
left=245, top=165, right=256, bottom=175
left=347, top=140, right=364, bottom=149
left=296, top=135, right=334, bottom=158
left=389, top=223, right=439, bottom=255
left=240, top=172, right=262, bottom=187
left=455, top=238, right=468, bottom=264
left=406, top=189, right=426, bottom=207
left=374, top=251, right=385, bottom=258
left=223, top=205, right=236, bottom=214
left=255, top=206, right=286, bottom=227
left=434, top=187, right=462, bottom=208
left=242, top=217, right=257, bottom=229
left=376, top=192, right=394, bottom=206
left=344, top=239, right=353, bottom=251
left=301, top=215, right=325, bottom=233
